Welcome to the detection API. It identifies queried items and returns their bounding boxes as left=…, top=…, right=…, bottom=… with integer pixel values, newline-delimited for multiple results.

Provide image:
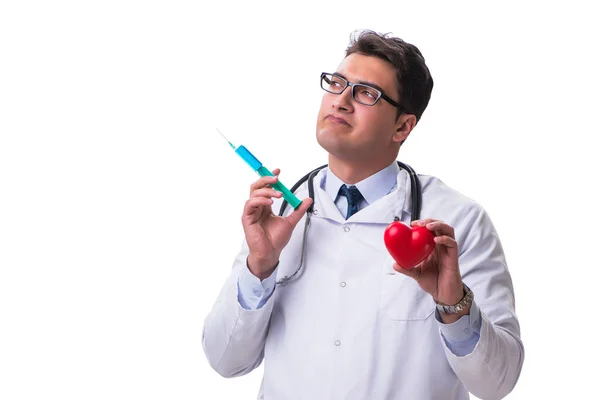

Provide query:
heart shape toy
left=384, top=220, right=435, bottom=269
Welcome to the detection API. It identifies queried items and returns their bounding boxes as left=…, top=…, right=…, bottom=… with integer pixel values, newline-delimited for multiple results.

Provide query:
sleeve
left=237, top=260, right=278, bottom=310
left=201, top=240, right=275, bottom=378
left=441, top=206, right=525, bottom=400
left=436, top=301, right=482, bottom=357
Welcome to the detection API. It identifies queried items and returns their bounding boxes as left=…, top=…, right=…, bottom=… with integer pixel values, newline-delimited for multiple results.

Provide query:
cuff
left=436, top=300, right=482, bottom=342
left=237, top=260, right=278, bottom=310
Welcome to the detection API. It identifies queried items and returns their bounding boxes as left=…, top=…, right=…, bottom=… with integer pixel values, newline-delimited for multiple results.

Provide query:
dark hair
left=345, top=30, right=433, bottom=122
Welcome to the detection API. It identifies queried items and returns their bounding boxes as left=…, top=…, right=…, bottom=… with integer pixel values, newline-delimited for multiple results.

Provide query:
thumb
left=285, top=198, right=313, bottom=227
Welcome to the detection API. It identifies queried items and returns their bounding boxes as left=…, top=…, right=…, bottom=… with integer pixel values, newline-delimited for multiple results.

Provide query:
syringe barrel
left=235, top=145, right=302, bottom=210
left=235, top=145, right=263, bottom=170
left=256, top=166, right=302, bottom=209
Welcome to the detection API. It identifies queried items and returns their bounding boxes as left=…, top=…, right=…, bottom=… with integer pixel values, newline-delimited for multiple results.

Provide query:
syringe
left=217, top=129, right=302, bottom=209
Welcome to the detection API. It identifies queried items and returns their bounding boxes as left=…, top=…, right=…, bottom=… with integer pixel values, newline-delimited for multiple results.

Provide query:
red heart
left=383, top=221, right=435, bottom=269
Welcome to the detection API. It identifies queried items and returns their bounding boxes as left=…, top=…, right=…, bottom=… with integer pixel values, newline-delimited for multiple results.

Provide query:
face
left=316, top=53, right=408, bottom=166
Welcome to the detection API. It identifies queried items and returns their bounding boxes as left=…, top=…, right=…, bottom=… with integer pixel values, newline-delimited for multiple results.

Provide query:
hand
left=392, top=219, right=468, bottom=322
left=242, top=168, right=312, bottom=280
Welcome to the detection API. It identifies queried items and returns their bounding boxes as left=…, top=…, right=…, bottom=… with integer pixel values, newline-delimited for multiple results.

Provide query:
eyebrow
left=332, top=72, right=387, bottom=94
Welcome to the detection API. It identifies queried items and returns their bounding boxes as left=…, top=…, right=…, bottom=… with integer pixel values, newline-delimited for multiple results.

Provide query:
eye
left=360, top=89, right=375, bottom=98
left=331, top=77, right=345, bottom=86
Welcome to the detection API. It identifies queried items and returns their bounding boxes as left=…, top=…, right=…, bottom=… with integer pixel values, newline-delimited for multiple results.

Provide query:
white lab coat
left=202, top=167, right=524, bottom=400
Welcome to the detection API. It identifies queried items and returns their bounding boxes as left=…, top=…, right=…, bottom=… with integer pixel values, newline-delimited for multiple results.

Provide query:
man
left=202, top=30, right=524, bottom=400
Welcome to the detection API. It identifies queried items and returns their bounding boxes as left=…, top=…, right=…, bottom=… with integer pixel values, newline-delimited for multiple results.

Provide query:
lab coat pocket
left=379, top=261, right=435, bottom=321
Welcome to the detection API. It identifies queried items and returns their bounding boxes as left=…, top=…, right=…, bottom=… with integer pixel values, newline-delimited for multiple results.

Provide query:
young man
left=202, top=30, right=524, bottom=400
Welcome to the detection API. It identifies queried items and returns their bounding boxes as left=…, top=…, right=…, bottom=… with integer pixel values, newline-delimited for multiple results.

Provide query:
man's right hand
left=242, top=168, right=312, bottom=280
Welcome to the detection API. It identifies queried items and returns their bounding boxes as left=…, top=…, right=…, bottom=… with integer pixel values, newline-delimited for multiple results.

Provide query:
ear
left=392, top=114, right=417, bottom=143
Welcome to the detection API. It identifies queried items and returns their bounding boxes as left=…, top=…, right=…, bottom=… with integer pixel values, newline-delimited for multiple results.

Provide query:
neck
left=328, top=154, right=396, bottom=184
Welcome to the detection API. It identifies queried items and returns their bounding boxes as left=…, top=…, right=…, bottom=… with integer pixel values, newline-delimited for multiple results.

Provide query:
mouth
left=325, top=114, right=351, bottom=127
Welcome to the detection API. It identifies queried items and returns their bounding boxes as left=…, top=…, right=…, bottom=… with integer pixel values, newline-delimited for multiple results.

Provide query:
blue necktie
left=338, top=185, right=364, bottom=219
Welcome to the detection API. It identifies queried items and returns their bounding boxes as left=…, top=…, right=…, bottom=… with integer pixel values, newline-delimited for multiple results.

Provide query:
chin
left=317, top=123, right=350, bottom=138
left=315, top=128, right=328, bottom=150
left=316, top=129, right=335, bottom=153
left=316, top=134, right=349, bottom=160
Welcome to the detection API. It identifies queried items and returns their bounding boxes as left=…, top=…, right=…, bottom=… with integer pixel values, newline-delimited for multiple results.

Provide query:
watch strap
left=435, top=283, right=474, bottom=314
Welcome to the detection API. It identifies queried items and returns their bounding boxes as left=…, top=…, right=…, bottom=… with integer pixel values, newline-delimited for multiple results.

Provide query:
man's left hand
left=392, top=219, right=468, bottom=323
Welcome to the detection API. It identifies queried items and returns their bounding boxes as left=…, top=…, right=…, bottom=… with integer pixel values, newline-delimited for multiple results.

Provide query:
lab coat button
left=313, top=209, right=318, bottom=215
left=340, top=282, right=346, bottom=288
left=343, top=226, right=350, bottom=232
left=334, top=340, right=341, bottom=346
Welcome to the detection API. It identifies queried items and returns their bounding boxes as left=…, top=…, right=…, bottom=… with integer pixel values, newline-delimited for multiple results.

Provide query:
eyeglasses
left=320, top=72, right=405, bottom=111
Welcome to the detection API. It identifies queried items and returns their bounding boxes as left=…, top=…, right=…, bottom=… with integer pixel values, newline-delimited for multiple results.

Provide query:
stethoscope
left=275, top=161, right=422, bottom=286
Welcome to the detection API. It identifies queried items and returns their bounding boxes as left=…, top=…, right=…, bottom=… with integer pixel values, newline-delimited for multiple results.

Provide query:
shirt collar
left=323, top=161, right=400, bottom=205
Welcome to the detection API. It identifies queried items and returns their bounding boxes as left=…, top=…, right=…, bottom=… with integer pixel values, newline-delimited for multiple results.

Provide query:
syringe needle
left=216, top=128, right=236, bottom=150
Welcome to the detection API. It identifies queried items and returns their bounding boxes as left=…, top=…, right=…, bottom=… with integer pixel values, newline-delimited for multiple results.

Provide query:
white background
left=1, top=0, right=598, bottom=399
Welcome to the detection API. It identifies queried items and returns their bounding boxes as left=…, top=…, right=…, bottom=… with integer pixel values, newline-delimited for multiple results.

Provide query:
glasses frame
left=320, top=72, right=405, bottom=112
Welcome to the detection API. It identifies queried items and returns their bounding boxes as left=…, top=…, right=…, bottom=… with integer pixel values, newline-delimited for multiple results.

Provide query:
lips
left=326, top=114, right=350, bottom=126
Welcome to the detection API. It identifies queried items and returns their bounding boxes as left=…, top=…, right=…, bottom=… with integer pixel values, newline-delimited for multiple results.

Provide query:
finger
left=266, top=169, right=281, bottom=189
left=392, top=262, right=422, bottom=279
left=250, top=187, right=283, bottom=200
left=285, top=198, right=313, bottom=227
left=425, top=221, right=454, bottom=237
left=243, top=197, right=273, bottom=216
left=411, top=218, right=436, bottom=227
left=433, top=235, right=458, bottom=248
left=250, top=175, right=279, bottom=193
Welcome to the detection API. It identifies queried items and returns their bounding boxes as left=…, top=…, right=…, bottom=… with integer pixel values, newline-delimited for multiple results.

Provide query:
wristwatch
left=435, top=283, right=474, bottom=314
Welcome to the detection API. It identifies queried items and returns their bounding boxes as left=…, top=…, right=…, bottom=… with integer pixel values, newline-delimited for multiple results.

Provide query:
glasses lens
left=321, top=73, right=346, bottom=94
left=353, top=85, right=381, bottom=106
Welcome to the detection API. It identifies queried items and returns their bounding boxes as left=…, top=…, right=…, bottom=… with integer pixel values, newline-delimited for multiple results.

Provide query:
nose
left=331, top=87, right=354, bottom=113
